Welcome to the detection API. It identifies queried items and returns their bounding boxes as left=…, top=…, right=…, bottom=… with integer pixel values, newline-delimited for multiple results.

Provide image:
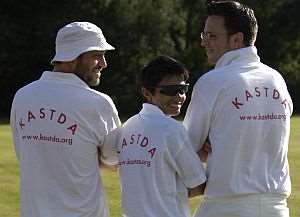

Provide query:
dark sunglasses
left=155, top=84, right=189, bottom=96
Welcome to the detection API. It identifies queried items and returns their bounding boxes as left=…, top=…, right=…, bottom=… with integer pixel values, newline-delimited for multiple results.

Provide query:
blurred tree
left=0, top=0, right=299, bottom=120
left=97, top=0, right=206, bottom=118
left=0, top=0, right=86, bottom=117
left=242, top=0, right=300, bottom=110
left=265, top=0, right=300, bottom=110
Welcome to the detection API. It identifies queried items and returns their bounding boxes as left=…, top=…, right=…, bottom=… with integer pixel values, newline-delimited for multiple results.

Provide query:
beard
left=73, top=66, right=100, bottom=87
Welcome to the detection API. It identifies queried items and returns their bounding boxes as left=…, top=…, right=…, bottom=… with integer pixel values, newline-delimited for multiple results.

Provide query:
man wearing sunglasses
left=117, top=55, right=206, bottom=217
left=183, top=1, right=293, bottom=217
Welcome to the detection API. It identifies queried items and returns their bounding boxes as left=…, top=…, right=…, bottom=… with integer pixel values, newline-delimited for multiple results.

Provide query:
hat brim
left=51, top=43, right=115, bottom=64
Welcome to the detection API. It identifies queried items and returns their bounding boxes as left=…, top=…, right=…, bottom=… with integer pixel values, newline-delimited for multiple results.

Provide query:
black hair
left=136, top=55, right=189, bottom=95
left=207, top=1, right=258, bottom=46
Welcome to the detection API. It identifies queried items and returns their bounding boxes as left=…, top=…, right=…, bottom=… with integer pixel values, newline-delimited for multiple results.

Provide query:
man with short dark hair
left=10, top=22, right=120, bottom=217
left=183, top=1, right=293, bottom=217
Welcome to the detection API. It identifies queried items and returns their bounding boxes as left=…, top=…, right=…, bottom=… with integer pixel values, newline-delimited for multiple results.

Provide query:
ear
left=230, top=32, right=244, bottom=49
left=69, top=59, right=78, bottom=71
left=141, top=87, right=153, bottom=102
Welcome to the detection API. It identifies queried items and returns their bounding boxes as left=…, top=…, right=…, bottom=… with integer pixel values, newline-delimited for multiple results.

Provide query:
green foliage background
left=0, top=0, right=299, bottom=119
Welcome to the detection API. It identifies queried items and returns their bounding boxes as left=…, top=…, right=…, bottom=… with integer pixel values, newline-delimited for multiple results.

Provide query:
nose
left=99, top=55, right=107, bottom=69
left=175, top=92, right=186, bottom=101
left=201, top=38, right=207, bottom=47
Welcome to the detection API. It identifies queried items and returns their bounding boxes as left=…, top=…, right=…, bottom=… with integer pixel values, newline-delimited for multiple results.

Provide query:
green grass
left=1, top=116, right=299, bottom=217
left=287, top=115, right=300, bottom=217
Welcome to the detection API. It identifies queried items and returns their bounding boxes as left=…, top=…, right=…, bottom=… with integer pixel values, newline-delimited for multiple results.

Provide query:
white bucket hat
left=51, top=22, right=115, bottom=64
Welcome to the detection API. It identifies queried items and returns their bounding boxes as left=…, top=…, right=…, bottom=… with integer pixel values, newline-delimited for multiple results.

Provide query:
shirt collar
left=139, top=103, right=166, bottom=117
left=215, top=46, right=260, bottom=69
left=40, top=71, right=89, bottom=88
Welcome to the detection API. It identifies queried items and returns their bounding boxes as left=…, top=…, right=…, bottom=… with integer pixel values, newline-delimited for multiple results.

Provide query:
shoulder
left=162, top=118, right=187, bottom=139
left=122, top=114, right=139, bottom=127
left=194, top=67, right=224, bottom=89
left=127, top=113, right=185, bottom=135
left=154, top=115, right=182, bottom=129
left=163, top=120, right=190, bottom=153
left=91, top=89, right=116, bottom=106
left=83, top=88, right=117, bottom=110
left=13, top=80, right=39, bottom=100
left=261, top=63, right=284, bottom=79
left=192, top=68, right=224, bottom=100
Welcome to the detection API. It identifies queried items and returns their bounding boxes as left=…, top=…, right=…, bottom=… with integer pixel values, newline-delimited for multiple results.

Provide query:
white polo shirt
left=118, top=103, right=206, bottom=217
left=10, top=71, right=121, bottom=217
left=183, top=46, right=293, bottom=198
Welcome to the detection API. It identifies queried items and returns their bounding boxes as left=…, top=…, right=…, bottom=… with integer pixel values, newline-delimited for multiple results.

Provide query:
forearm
left=98, top=147, right=118, bottom=171
left=98, top=160, right=118, bottom=171
left=188, top=182, right=206, bottom=198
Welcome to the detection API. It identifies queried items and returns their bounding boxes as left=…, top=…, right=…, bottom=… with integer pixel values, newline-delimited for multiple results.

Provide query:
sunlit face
left=73, top=50, right=107, bottom=86
left=144, top=74, right=187, bottom=117
left=201, top=15, right=235, bottom=65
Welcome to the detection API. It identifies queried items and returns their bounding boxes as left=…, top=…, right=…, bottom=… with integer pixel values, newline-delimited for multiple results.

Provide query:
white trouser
left=193, top=193, right=289, bottom=217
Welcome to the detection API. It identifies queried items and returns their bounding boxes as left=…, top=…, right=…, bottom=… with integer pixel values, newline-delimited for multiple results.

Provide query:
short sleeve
left=165, top=126, right=206, bottom=188
left=10, top=96, right=21, bottom=160
left=99, top=98, right=121, bottom=165
left=101, top=127, right=121, bottom=165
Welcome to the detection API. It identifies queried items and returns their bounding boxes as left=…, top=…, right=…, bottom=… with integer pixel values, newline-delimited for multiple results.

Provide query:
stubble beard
left=73, top=68, right=100, bottom=87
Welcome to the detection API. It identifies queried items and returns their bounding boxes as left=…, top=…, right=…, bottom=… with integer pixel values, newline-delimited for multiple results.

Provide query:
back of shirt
left=118, top=104, right=206, bottom=217
left=10, top=71, right=120, bottom=217
left=209, top=63, right=292, bottom=196
left=185, top=58, right=293, bottom=197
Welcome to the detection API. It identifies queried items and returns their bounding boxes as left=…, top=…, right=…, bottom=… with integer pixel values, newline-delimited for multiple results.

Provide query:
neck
left=53, top=61, right=76, bottom=73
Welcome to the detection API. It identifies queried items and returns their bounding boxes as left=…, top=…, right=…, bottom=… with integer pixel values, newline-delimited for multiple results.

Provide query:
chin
left=89, top=79, right=100, bottom=87
left=168, top=110, right=181, bottom=117
left=207, top=57, right=217, bottom=65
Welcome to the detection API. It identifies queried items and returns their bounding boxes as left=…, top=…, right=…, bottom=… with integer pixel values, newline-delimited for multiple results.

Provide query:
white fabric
left=194, top=193, right=289, bottom=217
left=10, top=71, right=121, bottom=217
left=118, top=103, right=206, bottom=217
left=183, top=46, right=293, bottom=198
left=51, top=22, right=115, bottom=63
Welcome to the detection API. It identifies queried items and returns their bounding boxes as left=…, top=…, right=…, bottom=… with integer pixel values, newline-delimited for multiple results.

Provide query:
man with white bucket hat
left=10, top=22, right=121, bottom=217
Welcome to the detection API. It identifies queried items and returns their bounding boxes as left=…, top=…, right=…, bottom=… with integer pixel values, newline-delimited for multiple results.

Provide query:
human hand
left=197, top=141, right=212, bottom=162
left=188, top=182, right=206, bottom=197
